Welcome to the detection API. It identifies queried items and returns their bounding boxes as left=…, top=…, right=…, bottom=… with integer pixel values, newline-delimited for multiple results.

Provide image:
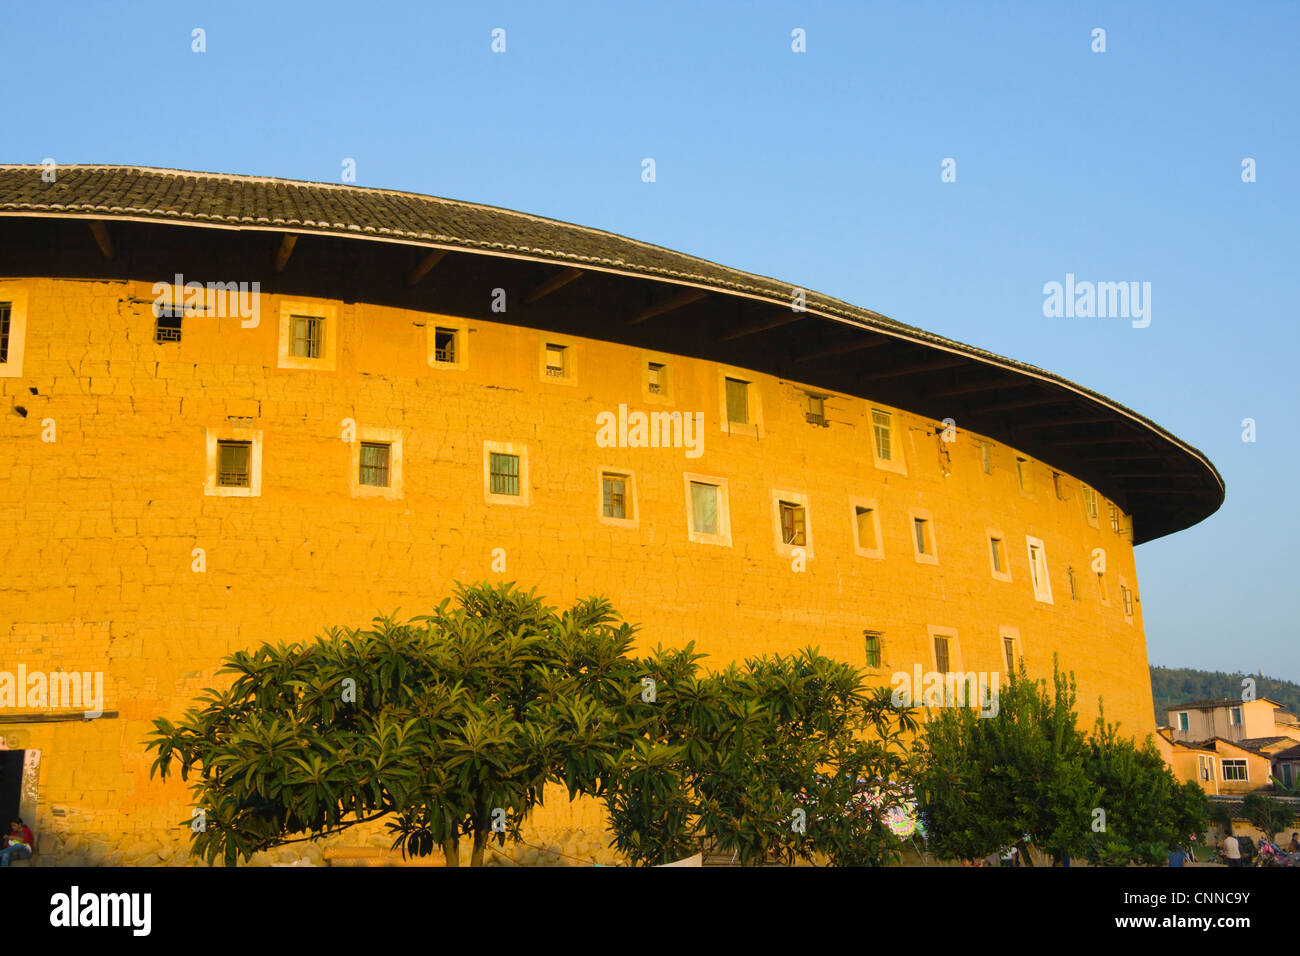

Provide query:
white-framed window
left=427, top=316, right=470, bottom=370
left=1000, top=628, right=1021, bottom=676
left=641, top=351, right=673, bottom=403
left=599, top=469, right=638, bottom=527
left=870, top=408, right=906, bottom=475
left=850, top=497, right=883, bottom=559
left=1198, top=754, right=1213, bottom=781
left=1015, top=456, right=1033, bottom=494
left=1222, top=759, right=1248, bottom=782
left=771, top=490, right=813, bottom=558
left=716, top=366, right=764, bottom=437
left=1082, top=485, right=1099, bottom=523
left=684, top=473, right=731, bottom=546
left=988, top=529, right=1011, bottom=583
left=909, top=508, right=938, bottom=565
left=350, top=426, right=403, bottom=499
left=928, top=626, right=961, bottom=676
left=804, top=392, right=828, bottom=426
left=539, top=335, right=577, bottom=384
left=204, top=428, right=263, bottom=498
left=484, top=440, right=530, bottom=505
left=277, top=300, right=338, bottom=371
left=0, top=286, right=30, bottom=378
left=1230, top=706, right=1242, bottom=727
left=1025, top=535, right=1053, bottom=603
left=1119, top=579, right=1135, bottom=622
left=1178, top=712, right=1190, bottom=732
left=978, top=440, right=993, bottom=475
left=1109, top=503, right=1121, bottom=534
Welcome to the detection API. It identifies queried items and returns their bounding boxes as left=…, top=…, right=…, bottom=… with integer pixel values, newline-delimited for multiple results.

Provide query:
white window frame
left=204, top=427, right=263, bottom=498
left=0, top=285, right=30, bottom=378
left=909, top=507, right=938, bottom=565
left=684, top=472, right=731, bottom=547
left=484, top=440, right=531, bottom=506
left=350, top=426, right=403, bottom=500
left=771, top=489, right=813, bottom=559
left=598, top=467, right=638, bottom=528
left=849, top=496, right=884, bottom=560
left=1025, top=535, right=1053, bottom=603
left=987, top=528, right=1011, bottom=583
left=277, top=300, right=338, bottom=371
left=427, top=315, right=470, bottom=371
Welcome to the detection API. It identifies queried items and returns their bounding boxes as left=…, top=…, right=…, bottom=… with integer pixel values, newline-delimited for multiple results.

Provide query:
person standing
left=1220, top=829, right=1241, bottom=867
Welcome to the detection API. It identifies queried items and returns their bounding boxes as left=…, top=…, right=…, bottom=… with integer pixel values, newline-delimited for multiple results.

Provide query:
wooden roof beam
left=859, top=356, right=968, bottom=382
left=88, top=221, right=115, bottom=260
left=522, top=266, right=584, bottom=305
left=273, top=234, right=298, bottom=274
left=791, top=336, right=892, bottom=364
left=628, top=287, right=709, bottom=325
left=716, top=309, right=807, bottom=342
left=406, top=249, right=448, bottom=286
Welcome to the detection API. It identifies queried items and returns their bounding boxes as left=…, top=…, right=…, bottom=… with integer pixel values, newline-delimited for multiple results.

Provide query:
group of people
left=0, top=819, right=32, bottom=867
left=1219, top=827, right=1300, bottom=867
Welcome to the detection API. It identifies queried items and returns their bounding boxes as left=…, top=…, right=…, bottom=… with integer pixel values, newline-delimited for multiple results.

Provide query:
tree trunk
left=471, top=828, right=487, bottom=867
left=441, top=837, right=460, bottom=868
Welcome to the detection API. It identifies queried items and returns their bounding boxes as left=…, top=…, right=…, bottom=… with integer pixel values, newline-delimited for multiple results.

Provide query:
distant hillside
left=1150, top=666, right=1300, bottom=726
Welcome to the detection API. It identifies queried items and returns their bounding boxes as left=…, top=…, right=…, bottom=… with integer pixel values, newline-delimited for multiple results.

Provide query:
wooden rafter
left=406, top=249, right=448, bottom=286
left=628, top=287, right=708, bottom=325
left=522, top=267, right=584, bottom=305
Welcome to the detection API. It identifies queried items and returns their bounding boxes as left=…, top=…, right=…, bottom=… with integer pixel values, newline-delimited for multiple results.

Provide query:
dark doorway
left=0, top=751, right=25, bottom=827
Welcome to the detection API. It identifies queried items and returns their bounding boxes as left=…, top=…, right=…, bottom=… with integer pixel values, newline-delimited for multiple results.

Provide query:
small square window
left=291, top=315, right=323, bottom=359
left=872, top=409, right=893, bottom=461
left=602, top=473, right=628, bottom=519
left=864, top=631, right=882, bottom=669
left=433, top=328, right=457, bottom=364
left=545, top=343, right=567, bottom=377
left=217, top=441, right=251, bottom=487
left=359, top=442, right=391, bottom=487
left=490, top=453, right=521, bottom=496
left=647, top=362, right=665, bottom=395
left=154, top=305, right=184, bottom=343
left=725, top=378, right=750, bottom=425
left=691, top=481, right=720, bottom=535
left=780, top=501, right=807, bottom=546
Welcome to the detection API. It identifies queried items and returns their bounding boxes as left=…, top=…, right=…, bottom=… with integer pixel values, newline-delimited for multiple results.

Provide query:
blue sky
left=5, top=1, right=1297, bottom=681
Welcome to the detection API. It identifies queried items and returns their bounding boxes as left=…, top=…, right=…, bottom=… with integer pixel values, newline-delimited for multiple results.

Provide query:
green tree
left=914, top=660, right=1095, bottom=866
left=1084, top=717, right=1208, bottom=865
left=603, top=648, right=918, bottom=866
left=147, top=582, right=641, bottom=866
left=1242, top=791, right=1298, bottom=841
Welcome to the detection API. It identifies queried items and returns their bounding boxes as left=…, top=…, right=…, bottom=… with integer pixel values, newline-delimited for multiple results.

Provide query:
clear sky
left=5, top=1, right=1297, bottom=681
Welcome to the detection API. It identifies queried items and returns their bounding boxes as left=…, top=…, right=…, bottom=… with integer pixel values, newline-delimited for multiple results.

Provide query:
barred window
left=602, top=473, right=627, bottom=519
left=933, top=635, right=950, bottom=674
left=864, top=631, right=882, bottom=669
left=647, top=362, right=665, bottom=394
left=217, top=440, right=251, bottom=487
left=1083, top=486, right=1098, bottom=519
left=0, top=302, right=10, bottom=363
left=291, top=315, right=323, bottom=359
left=1222, top=759, right=1247, bottom=782
left=434, top=328, right=456, bottom=364
left=872, top=409, right=892, bottom=460
left=359, top=442, right=391, bottom=487
left=154, top=305, right=184, bottom=343
left=490, top=452, right=520, bottom=496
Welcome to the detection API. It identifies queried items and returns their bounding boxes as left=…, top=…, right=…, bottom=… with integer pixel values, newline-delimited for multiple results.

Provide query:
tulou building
left=0, top=166, right=1223, bottom=866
